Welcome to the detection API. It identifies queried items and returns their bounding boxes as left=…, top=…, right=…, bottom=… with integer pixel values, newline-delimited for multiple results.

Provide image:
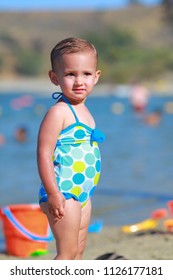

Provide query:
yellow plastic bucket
left=0, top=204, right=53, bottom=257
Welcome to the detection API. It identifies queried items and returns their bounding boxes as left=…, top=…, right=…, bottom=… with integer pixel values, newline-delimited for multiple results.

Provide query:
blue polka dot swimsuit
left=39, top=93, right=105, bottom=207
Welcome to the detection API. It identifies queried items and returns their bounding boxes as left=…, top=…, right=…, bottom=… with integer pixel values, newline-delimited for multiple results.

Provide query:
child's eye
left=84, top=72, right=92, bottom=76
left=66, top=73, right=74, bottom=76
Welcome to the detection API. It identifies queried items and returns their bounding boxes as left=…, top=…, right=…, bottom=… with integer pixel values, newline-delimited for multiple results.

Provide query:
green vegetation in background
left=84, top=28, right=173, bottom=83
left=0, top=25, right=173, bottom=83
left=15, top=49, right=43, bottom=76
left=0, top=31, right=44, bottom=77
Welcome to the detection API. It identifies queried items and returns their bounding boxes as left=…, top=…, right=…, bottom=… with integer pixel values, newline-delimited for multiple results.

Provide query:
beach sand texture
left=0, top=226, right=173, bottom=260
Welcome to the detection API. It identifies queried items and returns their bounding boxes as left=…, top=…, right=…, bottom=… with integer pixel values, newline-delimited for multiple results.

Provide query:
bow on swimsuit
left=39, top=92, right=105, bottom=207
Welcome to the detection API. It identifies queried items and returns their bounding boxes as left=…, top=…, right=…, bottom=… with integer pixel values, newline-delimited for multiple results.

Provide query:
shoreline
left=0, top=226, right=173, bottom=260
left=0, top=78, right=173, bottom=97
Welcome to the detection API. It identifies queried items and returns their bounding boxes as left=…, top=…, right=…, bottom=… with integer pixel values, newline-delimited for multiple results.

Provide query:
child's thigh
left=78, top=199, right=92, bottom=243
left=80, top=199, right=92, bottom=230
left=40, top=200, right=82, bottom=245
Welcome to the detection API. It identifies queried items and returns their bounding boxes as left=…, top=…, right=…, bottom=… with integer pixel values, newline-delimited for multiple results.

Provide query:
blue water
left=0, top=91, right=173, bottom=248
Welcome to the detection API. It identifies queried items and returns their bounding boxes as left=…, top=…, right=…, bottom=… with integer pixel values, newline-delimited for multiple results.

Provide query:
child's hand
left=48, top=192, right=65, bottom=220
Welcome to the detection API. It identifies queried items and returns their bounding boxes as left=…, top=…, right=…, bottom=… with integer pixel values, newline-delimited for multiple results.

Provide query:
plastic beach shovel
left=121, top=218, right=158, bottom=234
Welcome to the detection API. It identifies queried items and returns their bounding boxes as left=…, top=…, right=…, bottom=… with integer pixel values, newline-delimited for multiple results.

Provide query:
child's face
left=49, top=51, right=101, bottom=103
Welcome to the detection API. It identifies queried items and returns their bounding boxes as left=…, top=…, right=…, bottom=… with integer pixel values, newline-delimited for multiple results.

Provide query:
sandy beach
left=0, top=225, right=173, bottom=260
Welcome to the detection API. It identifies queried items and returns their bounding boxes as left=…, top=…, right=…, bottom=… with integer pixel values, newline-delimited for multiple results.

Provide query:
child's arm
left=37, top=104, right=65, bottom=220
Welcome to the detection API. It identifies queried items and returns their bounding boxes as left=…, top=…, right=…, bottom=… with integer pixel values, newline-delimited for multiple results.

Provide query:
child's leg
left=75, top=199, right=91, bottom=260
left=40, top=199, right=83, bottom=260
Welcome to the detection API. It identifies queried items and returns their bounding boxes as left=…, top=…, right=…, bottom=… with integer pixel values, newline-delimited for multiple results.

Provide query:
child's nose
left=75, top=76, right=83, bottom=86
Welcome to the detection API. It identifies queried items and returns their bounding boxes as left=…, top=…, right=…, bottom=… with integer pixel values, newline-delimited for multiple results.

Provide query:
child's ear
left=48, top=70, right=59, bottom=85
left=94, top=70, right=101, bottom=85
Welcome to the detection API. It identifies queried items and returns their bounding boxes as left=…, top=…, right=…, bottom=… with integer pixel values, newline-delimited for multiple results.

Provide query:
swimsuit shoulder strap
left=52, top=92, right=79, bottom=122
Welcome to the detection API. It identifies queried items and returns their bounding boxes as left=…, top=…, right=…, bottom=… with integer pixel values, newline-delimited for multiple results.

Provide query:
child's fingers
left=58, top=206, right=65, bottom=218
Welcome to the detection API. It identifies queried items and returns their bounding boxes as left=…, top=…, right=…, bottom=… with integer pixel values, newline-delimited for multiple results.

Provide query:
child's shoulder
left=48, top=100, right=68, bottom=116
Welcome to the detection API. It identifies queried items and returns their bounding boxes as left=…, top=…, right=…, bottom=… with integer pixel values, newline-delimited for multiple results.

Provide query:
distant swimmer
left=0, top=133, right=5, bottom=145
left=14, top=126, right=28, bottom=142
left=130, top=82, right=149, bottom=113
left=143, top=109, right=162, bottom=126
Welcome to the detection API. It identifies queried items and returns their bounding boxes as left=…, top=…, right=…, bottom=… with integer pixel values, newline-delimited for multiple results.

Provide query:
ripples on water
left=0, top=93, right=173, bottom=230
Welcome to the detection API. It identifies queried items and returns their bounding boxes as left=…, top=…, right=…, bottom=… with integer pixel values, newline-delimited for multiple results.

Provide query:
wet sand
left=0, top=226, right=173, bottom=260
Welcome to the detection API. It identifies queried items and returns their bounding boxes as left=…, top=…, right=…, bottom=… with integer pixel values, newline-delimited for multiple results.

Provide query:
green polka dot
left=73, top=161, right=86, bottom=172
left=94, top=173, right=100, bottom=185
left=85, top=166, right=95, bottom=178
left=71, top=186, right=82, bottom=196
left=76, top=126, right=83, bottom=130
left=75, top=140, right=86, bottom=144
left=84, top=153, right=95, bottom=165
left=93, top=142, right=98, bottom=147
left=62, top=155, right=73, bottom=166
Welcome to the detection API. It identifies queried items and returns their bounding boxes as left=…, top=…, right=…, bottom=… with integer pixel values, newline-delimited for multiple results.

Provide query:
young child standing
left=37, top=37, right=105, bottom=260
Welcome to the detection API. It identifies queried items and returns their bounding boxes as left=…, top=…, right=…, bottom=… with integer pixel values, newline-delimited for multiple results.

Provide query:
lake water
left=0, top=91, right=173, bottom=248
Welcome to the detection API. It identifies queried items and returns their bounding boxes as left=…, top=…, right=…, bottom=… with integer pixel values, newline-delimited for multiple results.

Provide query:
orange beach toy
left=0, top=204, right=53, bottom=257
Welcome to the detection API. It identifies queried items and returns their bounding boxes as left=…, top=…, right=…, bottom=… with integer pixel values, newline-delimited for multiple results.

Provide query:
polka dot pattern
left=40, top=124, right=104, bottom=206
left=57, top=125, right=102, bottom=205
